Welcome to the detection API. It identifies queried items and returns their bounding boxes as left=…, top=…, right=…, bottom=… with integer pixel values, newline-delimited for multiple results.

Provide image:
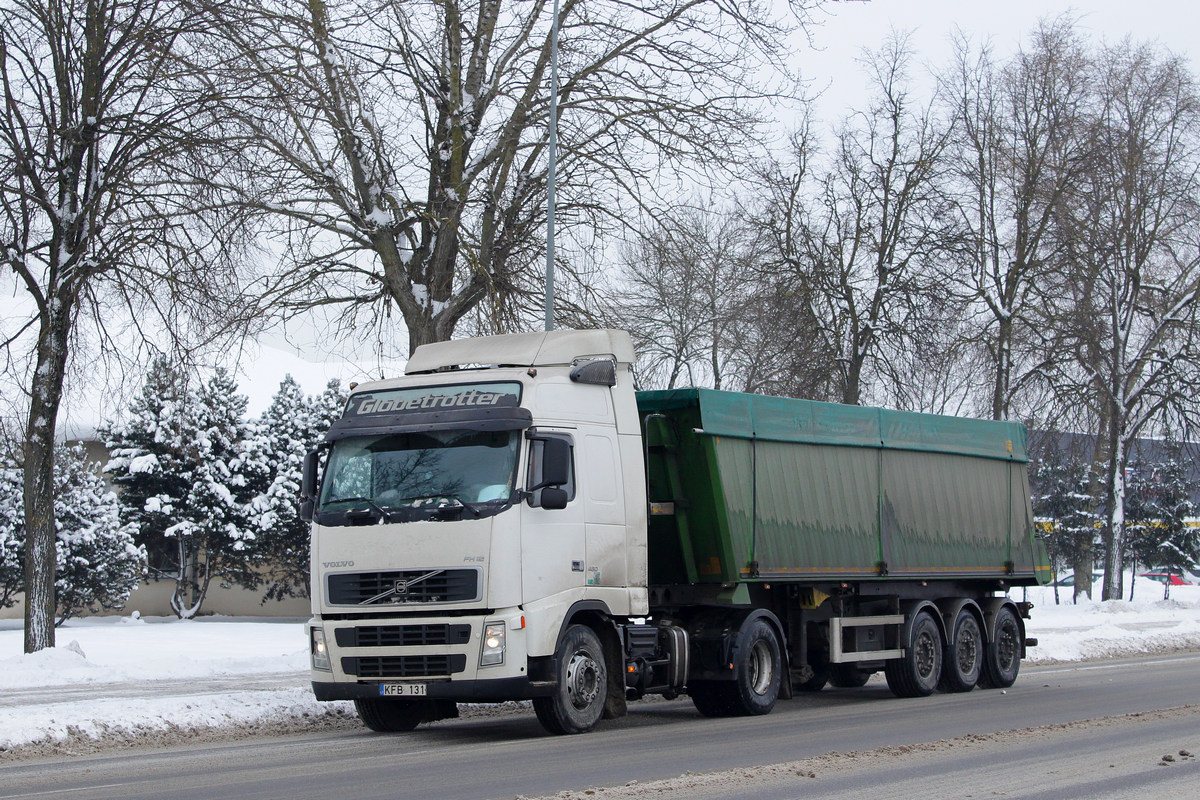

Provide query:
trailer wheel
left=829, top=664, right=872, bottom=688
left=980, top=605, right=1021, bottom=689
left=939, top=609, right=983, bottom=693
left=354, top=698, right=426, bottom=732
left=885, top=611, right=943, bottom=698
left=533, top=624, right=608, bottom=735
left=728, top=619, right=782, bottom=715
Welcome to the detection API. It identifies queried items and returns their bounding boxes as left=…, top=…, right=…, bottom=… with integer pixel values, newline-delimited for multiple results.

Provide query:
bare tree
left=760, top=32, right=953, bottom=406
left=940, top=19, right=1093, bottom=420
left=606, top=204, right=758, bottom=391
left=0, top=0, right=255, bottom=651
left=1053, top=39, right=1200, bottom=601
left=196, top=0, right=811, bottom=354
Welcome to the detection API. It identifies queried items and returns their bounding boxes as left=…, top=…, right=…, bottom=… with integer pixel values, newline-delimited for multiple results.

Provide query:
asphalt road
left=4, top=653, right=1199, bottom=800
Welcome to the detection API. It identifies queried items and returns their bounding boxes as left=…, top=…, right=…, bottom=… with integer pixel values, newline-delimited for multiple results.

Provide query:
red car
left=1139, top=572, right=1193, bottom=586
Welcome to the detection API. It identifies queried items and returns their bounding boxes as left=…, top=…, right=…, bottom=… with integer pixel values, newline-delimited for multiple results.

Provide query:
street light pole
left=544, top=0, right=560, bottom=332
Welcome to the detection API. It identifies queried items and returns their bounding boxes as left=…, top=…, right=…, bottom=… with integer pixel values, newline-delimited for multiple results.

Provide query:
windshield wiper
left=324, top=496, right=393, bottom=523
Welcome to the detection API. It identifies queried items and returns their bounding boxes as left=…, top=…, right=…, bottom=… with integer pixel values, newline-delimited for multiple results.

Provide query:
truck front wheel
left=534, top=624, right=608, bottom=735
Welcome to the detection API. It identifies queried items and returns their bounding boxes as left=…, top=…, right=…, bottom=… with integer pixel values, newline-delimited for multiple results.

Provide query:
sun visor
left=324, top=405, right=534, bottom=441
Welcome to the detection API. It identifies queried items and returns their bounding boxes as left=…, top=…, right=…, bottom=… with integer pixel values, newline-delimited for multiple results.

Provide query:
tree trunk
left=1101, top=427, right=1125, bottom=601
left=22, top=303, right=72, bottom=653
left=1073, top=408, right=1112, bottom=603
left=842, top=349, right=865, bottom=406
left=990, top=315, right=1012, bottom=421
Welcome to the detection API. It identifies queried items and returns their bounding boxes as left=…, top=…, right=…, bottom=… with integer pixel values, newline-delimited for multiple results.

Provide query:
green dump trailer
left=636, top=388, right=1050, bottom=708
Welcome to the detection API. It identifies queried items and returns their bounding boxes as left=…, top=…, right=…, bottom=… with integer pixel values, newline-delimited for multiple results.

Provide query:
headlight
left=480, top=621, right=506, bottom=666
left=311, top=627, right=332, bottom=671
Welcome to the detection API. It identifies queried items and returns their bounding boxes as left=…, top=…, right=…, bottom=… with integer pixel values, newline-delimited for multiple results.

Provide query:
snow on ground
left=1, top=579, right=1199, bottom=756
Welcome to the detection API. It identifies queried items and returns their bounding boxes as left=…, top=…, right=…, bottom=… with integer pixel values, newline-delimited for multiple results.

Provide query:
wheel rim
left=565, top=650, right=601, bottom=710
left=748, top=639, right=774, bottom=695
left=915, top=628, right=937, bottom=679
left=957, top=622, right=979, bottom=673
left=996, top=619, right=1018, bottom=672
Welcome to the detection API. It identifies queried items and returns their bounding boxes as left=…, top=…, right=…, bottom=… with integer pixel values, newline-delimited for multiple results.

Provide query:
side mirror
left=538, top=437, right=571, bottom=489
left=302, top=449, right=320, bottom=497
left=540, top=487, right=569, bottom=510
left=300, top=449, right=320, bottom=522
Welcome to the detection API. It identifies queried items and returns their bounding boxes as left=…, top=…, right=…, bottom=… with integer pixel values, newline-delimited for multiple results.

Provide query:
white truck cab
left=304, top=329, right=649, bottom=732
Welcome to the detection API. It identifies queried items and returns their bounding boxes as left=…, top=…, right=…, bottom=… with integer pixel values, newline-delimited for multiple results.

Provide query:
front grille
left=343, top=654, right=467, bottom=678
left=335, top=624, right=472, bottom=648
left=327, top=568, right=479, bottom=605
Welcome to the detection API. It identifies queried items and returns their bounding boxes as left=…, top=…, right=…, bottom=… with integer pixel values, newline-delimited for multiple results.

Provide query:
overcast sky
left=793, top=1, right=1196, bottom=120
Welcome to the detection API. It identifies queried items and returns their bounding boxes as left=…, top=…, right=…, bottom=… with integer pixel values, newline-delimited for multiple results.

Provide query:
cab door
left=520, top=432, right=585, bottom=603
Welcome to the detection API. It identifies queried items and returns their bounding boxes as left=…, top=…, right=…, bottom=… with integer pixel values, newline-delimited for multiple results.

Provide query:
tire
left=353, top=697, right=426, bottom=732
left=533, top=624, right=608, bottom=735
left=940, top=608, right=983, bottom=693
left=884, top=611, right=943, bottom=698
left=794, top=666, right=829, bottom=692
left=689, top=681, right=737, bottom=717
left=829, top=664, right=872, bottom=688
left=727, top=619, right=782, bottom=716
left=979, top=605, right=1022, bottom=689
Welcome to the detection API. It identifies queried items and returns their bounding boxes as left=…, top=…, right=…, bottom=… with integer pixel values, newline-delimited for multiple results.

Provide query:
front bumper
left=312, top=675, right=552, bottom=702
left=308, top=610, right=536, bottom=701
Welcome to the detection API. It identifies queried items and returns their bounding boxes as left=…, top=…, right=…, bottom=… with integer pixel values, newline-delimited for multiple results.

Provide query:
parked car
left=1138, top=571, right=1193, bottom=586
left=1051, top=571, right=1103, bottom=587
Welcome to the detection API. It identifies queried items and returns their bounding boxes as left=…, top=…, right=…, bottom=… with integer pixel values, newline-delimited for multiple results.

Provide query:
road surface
left=3, top=653, right=1198, bottom=800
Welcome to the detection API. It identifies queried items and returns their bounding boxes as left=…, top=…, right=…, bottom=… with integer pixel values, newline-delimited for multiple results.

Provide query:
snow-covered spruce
left=102, top=361, right=259, bottom=618
left=0, top=446, right=145, bottom=623
left=242, top=376, right=347, bottom=602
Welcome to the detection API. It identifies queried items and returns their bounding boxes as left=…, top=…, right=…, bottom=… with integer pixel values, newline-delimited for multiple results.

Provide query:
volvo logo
left=360, top=568, right=445, bottom=605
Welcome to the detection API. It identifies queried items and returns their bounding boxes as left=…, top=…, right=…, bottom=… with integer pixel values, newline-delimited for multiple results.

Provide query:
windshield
left=317, top=429, right=520, bottom=524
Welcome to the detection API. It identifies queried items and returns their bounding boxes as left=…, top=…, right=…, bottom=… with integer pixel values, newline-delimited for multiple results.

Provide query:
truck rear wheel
left=829, top=664, right=872, bottom=688
left=940, top=609, right=983, bottom=693
left=794, top=667, right=829, bottom=692
left=354, top=697, right=426, bottom=732
left=729, top=619, right=782, bottom=715
left=885, top=611, right=943, bottom=698
left=533, top=624, right=608, bottom=735
left=689, top=681, right=736, bottom=717
left=979, top=605, right=1021, bottom=689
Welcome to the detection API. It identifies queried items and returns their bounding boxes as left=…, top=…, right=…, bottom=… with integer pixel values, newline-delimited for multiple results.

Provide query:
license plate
left=379, top=683, right=427, bottom=697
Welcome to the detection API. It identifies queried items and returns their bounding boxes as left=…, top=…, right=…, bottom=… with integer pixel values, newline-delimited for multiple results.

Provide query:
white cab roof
left=404, top=329, right=635, bottom=374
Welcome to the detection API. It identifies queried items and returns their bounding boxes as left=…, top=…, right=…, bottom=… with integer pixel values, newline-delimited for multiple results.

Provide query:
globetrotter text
left=354, top=389, right=509, bottom=415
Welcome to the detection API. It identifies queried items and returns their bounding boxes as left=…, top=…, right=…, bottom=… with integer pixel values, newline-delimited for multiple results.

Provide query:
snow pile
left=1, top=687, right=349, bottom=751
left=1, top=580, right=1199, bottom=755
left=0, top=616, right=340, bottom=752
left=0, top=615, right=309, bottom=688
left=1024, top=581, right=1200, bottom=662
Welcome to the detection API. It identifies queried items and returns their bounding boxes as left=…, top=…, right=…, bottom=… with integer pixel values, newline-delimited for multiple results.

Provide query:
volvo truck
left=301, top=329, right=1050, bottom=734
